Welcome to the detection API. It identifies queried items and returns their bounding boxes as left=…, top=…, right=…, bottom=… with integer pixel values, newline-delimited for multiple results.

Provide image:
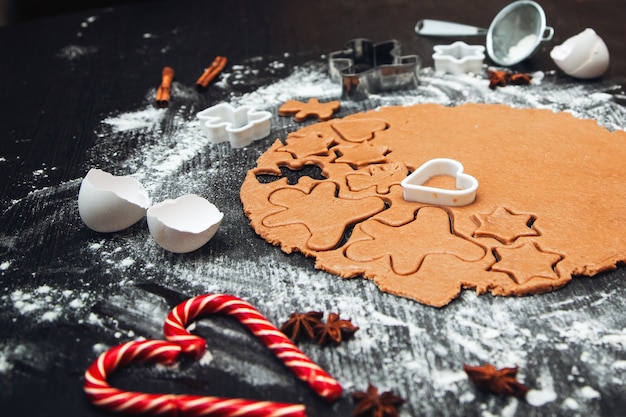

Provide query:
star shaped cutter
left=329, top=38, right=420, bottom=100
left=197, top=103, right=271, bottom=148
left=432, top=41, right=485, bottom=75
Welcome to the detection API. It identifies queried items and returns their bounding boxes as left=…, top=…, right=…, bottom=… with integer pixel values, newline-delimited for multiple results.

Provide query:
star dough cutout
left=279, top=98, right=340, bottom=122
left=280, top=132, right=335, bottom=159
left=242, top=103, right=626, bottom=306
left=346, top=206, right=485, bottom=275
left=263, top=181, right=386, bottom=251
left=473, top=207, right=539, bottom=244
left=491, top=242, right=563, bottom=284
left=334, top=143, right=389, bottom=167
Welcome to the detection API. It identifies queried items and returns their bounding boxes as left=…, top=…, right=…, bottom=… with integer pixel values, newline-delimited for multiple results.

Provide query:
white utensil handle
left=415, top=19, right=487, bottom=36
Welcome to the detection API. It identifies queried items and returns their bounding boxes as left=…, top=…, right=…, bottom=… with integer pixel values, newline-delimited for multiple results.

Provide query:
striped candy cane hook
left=84, top=339, right=308, bottom=416
left=84, top=340, right=182, bottom=416
left=164, top=293, right=343, bottom=402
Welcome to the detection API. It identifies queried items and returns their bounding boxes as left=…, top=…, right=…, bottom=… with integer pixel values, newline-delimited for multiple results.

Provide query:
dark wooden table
left=1, top=1, right=625, bottom=416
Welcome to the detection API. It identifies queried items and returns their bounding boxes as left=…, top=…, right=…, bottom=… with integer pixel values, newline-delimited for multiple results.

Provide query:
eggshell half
left=78, top=169, right=151, bottom=233
left=550, top=28, right=610, bottom=79
left=147, top=194, right=223, bottom=253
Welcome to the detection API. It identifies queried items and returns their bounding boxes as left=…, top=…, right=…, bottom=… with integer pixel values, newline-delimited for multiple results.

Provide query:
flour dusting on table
left=2, top=58, right=625, bottom=416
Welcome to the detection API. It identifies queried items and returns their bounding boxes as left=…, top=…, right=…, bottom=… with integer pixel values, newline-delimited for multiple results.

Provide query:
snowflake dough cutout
left=241, top=103, right=626, bottom=306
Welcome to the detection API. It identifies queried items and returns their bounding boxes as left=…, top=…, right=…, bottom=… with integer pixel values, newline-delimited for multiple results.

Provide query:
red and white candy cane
left=84, top=339, right=308, bottom=417
left=84, top=340, right=181, bottom=416
left=164, top=293, right=343, bottom=402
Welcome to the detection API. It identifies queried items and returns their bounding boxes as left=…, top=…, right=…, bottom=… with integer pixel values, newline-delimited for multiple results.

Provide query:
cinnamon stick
left=195, top=56, right=227, bottom=89
left=156, top=66, right=175, bottom=108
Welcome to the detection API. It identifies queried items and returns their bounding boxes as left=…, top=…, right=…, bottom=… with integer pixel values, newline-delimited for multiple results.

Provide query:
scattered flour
left=562, top=397, right=580, bottom=410
left=7, top=286, right=92, bottom=323
left=500, top=399, right=519, bottom=417
left=526, top=368, right=558, bottom=407
left=76, top=15, right=99, bottom=38
left=199, top=350, right=213, bottom=366
left=578, top=385, right=601, bottom=400
left=0, top=347, right=12, bottom=373
left=527, top=388, right=558, bottom=407
left=56, top=45, right=98, bottom=60
left=4, top=57, right=626, bottom=417
left=120, top=257, right=135, bottom=267
left=102, top=107, right=166, bottom=133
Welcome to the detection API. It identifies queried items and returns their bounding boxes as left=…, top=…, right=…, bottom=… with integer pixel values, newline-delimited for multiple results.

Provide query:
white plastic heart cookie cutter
left=401, top=158, right=478, bottom=206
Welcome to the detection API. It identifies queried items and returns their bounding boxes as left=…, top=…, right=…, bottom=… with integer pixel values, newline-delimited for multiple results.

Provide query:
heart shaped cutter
left=401, top=158, right=478, bottom=206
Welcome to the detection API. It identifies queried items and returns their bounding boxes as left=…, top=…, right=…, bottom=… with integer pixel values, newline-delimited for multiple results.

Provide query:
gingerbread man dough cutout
left=279, top=98, right=340, bottom=121
left=241, top=103, right=626, bottom=306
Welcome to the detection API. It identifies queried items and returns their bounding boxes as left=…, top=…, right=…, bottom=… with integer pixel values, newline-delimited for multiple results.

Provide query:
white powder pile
left=0, top=348, right=12, bottom=373
left=56, top=45, right=98, bottom=60
left=7, top=286, right=92, bottom=323
left=505, top=34, right=538, bottom=63
left=102, top=107, right=166, bottom=133
left=3, top=57, right=626, bottom=416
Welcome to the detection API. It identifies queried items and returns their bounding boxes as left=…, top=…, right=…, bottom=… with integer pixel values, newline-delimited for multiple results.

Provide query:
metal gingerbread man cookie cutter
left=329, top=38, right=421, bottom=101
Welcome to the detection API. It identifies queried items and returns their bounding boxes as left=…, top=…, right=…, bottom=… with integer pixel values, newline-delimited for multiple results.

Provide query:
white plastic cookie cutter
left=401, top=158, right=478, bottom=206
left=432, top=41, right=485, bottom=75
left=197, top=103, right=271, bottom=148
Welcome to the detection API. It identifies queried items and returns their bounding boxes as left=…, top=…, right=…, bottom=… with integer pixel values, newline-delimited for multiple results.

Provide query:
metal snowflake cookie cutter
left=197, top=103, right=272, bottom=148
left=329, top=38, right=420, bottom=101
left=433, top=41, right=485, bottom=75
left=401, top=158, right=478, bottom=207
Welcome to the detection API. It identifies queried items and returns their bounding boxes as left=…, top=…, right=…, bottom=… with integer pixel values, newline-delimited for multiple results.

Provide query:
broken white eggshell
left=147, top=194, right=223, bottom=253
left=550, top=28, right=610, bottom=79
left=78, top=168, right=151, bottom=233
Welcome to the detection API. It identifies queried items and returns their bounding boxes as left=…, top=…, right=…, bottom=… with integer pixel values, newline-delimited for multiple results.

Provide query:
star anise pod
left=488, top=69, right=532, bottom=89
left=279, top=311, right=323, bottom=342
left=488, top=69, right=511, bottom=89
left=464, top=363, right=530, bottom=397
left=314, top=312, right=359, bottom=346
left=509, top=72, right=532, bottom=86
left=352, top=384, right=405, bottom=417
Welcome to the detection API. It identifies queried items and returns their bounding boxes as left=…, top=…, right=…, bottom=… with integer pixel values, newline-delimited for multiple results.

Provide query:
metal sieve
left=415, top=0, right=554, bottom=66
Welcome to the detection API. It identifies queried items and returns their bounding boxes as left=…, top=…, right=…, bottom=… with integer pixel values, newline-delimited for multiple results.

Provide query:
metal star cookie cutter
left=433, top=41, right=485, bottom=75
left=197, top=103, right=271, bottom=148
left=329, top=38, right=420, bottom=101
left=401, top=158, right=478, bottom=207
